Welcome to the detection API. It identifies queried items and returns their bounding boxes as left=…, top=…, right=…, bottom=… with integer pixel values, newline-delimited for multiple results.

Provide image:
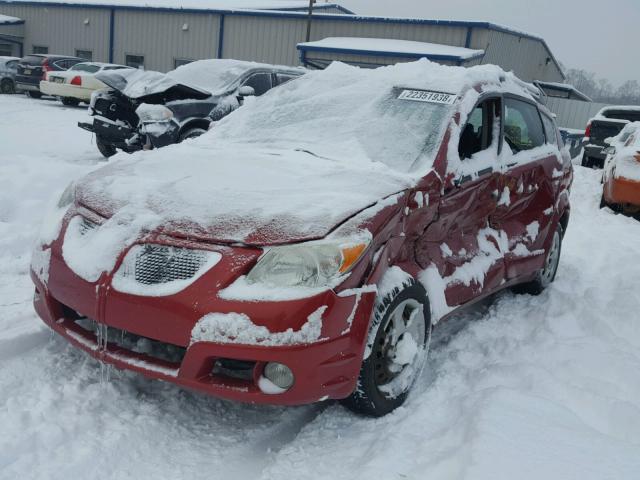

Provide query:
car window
left=458, top=98, right=500, bottom=160
left=7, top=60, right=18, bottom=70
left=21, top=55, right=45, bottom=66
left=103, top=66, right=129, bottom=71
left=603, top=110, right=640, bottom=122
left=54, top=59, right=77, bottom=70
left=504, top=98, right=545, bottom=153
left=541, top=114, right=558, bottom=145
left=276, top=73, right=299, bottom=86
left=71, top=63, right=100, bottom=73
left=242, top=72, right=273, bottom=96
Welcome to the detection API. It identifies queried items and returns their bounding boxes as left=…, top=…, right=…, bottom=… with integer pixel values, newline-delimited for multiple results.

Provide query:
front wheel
left=342, top=280, right=431, bottom=417
left=178, top=127, right=207, bottom=142
left=96, top=136, right=117, bottom=158
left=513, top=224, right=563, bottom=295
left=0, top=78, right=14, bottom=94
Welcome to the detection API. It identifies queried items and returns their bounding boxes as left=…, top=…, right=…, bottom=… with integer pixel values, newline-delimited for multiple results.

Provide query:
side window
left=504, top=98, right=545, bottom=153
left=541, top=114, right=558, bottom=146
left=275, top=73, right=298, bottom=86
left=242, top=72, right=273, bottom=96
left=458, top=98, right=500, bottom=160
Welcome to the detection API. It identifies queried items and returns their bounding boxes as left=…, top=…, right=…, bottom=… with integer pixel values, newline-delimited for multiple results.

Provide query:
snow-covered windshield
left=71, top=63, right=100, bottom=74
left=211, top=61, right=457, bottom=174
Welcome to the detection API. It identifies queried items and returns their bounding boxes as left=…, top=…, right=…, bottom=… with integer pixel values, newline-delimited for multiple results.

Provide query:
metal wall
left=113, top=10, right=220, bottom=71
left=545, top=97, right=607, bottom=130
left=0, top=4, right=110, bottom=60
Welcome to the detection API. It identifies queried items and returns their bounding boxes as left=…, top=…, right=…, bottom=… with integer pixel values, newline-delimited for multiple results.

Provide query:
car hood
left=96, top=69, right=212, bottom=100
left=75, top=143, right=414, bottom=246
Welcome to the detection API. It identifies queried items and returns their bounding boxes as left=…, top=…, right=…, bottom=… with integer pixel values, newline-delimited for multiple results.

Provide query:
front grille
left=112, top=244, right=221, bottom=294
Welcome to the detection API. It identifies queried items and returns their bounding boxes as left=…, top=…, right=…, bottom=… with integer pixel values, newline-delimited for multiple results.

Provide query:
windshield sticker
left=397, top=89, right=457, bottom=105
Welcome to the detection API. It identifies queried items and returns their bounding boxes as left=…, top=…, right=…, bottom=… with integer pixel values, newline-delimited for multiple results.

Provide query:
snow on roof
left=0, top=0, right=338, bottom=11
left=0, top=14, right=23, bottom=24
left=297, top=37, right=485, bottom=61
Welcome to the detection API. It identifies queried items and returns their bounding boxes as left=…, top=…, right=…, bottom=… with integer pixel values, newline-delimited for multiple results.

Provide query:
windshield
left=71, top=63, right=100, bottom=73
left=211, top=63, right=454, bottom=174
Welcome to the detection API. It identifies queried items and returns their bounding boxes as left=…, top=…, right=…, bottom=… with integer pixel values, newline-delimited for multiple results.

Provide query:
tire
left=513, top=224, right=563, bottom=296
left=0, top=78, right=14, bottom=94
left=342, top=280, right=431, bottom=417
left=61, top=97, right=80, bottom=107
left=96, top=136, right=117, bottom=158
left=178, top=127, right=207, bottom=142
left=27, top=90, right=42, bottom=99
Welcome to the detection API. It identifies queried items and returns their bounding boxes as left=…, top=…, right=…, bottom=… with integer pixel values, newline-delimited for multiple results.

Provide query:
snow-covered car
left=601, top=122, right=640, bottom=215
left=78, top=59, right=305, bottom=158
left=30, top=60, right=572, bottom=416
left=39, top=62, right=132, bottom=106
left=582, top=106, right=640, bottom=169
left=0, top=56, right=19, bottom=94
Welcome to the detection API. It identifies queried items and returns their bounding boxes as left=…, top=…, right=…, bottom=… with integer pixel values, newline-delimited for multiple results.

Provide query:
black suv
left=16, top=54, right=83, bottom=98
left=582, top=106, right=640, bottom=168
left=78, top=59, right=305, bottom=157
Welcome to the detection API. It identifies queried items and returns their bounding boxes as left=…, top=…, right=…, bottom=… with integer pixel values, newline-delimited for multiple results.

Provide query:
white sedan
left=40, top=62, right=132, bottom=105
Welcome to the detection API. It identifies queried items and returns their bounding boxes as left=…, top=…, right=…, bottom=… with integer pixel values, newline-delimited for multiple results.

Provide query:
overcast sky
left=340, top=0, right=638, bottom=86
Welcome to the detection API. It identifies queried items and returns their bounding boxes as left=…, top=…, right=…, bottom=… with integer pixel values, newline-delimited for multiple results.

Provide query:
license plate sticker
left=397, top=89, right=457, bottom=105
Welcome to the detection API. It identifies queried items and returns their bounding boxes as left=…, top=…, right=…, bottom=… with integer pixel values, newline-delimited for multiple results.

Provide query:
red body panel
left=31, top=85, right=573, bottom=406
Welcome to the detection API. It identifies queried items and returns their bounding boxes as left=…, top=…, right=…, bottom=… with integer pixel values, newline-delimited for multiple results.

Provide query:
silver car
left=0, top=56, right=19, bottom=94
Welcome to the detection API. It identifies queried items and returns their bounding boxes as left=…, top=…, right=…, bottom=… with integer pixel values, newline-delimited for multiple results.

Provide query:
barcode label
left=397, top=89, right=457, bottom=105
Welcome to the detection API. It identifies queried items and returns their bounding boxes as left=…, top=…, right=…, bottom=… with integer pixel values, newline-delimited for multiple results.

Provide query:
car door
left=417, top=96, right=505, bottom=308
left=490, top=96, right=559, bottom=280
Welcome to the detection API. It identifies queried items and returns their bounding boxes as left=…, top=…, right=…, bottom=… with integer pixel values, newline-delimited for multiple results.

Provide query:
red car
left=31, top=61, right=572, bottom=416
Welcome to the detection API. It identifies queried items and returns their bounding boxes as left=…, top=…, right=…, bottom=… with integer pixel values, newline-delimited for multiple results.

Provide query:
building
left=0, top=0, right=564, bottom=83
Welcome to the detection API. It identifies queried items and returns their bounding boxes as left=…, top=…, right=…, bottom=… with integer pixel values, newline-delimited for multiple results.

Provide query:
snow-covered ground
left=1, top=93, right=640, bottom=479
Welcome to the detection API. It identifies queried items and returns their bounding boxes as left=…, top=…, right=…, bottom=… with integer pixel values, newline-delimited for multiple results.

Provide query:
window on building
left=0, top=43, right=12, bottom=56
left=504, top=98, right=545, bottom=153
left=32, top=45, right=49, bottom=54
left=241, top=72, right=273, bottom=96
left=174, top=58, right=194, bottom=69
left=125, top=54, right=144, bottom=69
left=76, top=49, right=93, bottom=60
left=458, top=98, right=501, bottom=160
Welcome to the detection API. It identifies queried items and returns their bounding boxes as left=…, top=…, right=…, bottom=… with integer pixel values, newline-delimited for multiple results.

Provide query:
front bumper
left=40, top=80, right=94, bottom=101
left=604, top=175, right=640, bottom=207
left=31, top=237, right=377, bottom=405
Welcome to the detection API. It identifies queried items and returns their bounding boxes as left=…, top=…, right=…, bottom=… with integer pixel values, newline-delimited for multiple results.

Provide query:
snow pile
left=190, top=307, right=326, bottom=346
left=604, top=122, right=640, bottom=182
left=0, top=14, right=22, bottom=24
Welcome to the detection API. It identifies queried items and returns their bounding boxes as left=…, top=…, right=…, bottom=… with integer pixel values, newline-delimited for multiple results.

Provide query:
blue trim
left=108, top=7, right=114, bottom=63
left=217, top=13, right=224, bottom=58
left=297, top=44, right=485, bottom=63
left=0, top=0, right=564, bottom=79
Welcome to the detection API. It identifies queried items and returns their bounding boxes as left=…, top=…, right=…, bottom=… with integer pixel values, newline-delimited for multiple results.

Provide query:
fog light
left=263, top=362, right=294, bottom=390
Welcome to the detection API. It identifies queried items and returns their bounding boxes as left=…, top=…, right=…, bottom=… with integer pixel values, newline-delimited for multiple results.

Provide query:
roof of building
left=0, top=0, right=352, bottom=12
left=0, top=13, right=23, bottom=23
left=297, top=37, right=485, bottom=64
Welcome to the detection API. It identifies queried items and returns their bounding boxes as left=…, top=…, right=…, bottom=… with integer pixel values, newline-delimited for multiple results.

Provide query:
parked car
left=78, top=59, right=305, bottom=158
left=39, top=62, right=132, bottom=106
left=559, top=127, right=584, bottom=160
left=30, top=61, right=572, bottom=416
left=15, top=54, right=83, bottom=98
left=0, top=56, right=19, bottom=94
left=601, top=122, right=640, bottom=215
left=582, top=106, right=640, bottom=168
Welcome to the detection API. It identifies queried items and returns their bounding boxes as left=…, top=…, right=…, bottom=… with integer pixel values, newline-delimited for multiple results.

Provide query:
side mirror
left=603, top=146, right=616, bottom=156
left=238, top=85, right=255, bottom=97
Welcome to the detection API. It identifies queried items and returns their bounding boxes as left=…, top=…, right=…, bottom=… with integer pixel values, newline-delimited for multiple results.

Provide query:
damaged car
left=32, top=60, right=572, bottom=416
left=78, top=59, right=305, bottom=158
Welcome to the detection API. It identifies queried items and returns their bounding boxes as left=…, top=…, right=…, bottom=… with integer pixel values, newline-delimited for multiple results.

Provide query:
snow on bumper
left=30, top=255, right=377, bottom=404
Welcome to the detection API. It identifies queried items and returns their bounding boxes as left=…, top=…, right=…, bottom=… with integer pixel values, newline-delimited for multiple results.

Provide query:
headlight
left=245, top=237, right=369, bottom=288
left=57, top=182, right=76, bottom=208
left=135, top=104, right=174, bottom=122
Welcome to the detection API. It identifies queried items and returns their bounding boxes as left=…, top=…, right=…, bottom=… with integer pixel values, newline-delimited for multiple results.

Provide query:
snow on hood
left=605, top=122, right=640, bottom=182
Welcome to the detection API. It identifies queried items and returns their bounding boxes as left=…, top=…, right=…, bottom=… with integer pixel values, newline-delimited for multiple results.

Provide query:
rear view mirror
left=238, top=86, right=255, bottom=97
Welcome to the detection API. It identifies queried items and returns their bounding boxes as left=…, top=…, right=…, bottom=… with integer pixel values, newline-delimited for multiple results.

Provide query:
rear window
left=603, top=110, right=640, bottom=122
left=21, top=55, right=45, bottom=66
left=70, top=63, right=100, bottom=73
